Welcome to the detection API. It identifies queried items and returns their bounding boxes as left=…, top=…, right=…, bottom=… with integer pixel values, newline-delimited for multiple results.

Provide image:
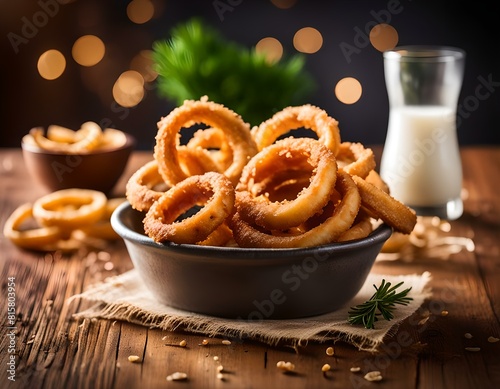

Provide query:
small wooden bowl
left=21, top=132, right=135, bottom=195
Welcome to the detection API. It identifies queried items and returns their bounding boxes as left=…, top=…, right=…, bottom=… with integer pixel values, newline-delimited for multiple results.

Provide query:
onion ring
left=177, top=145, right=220, bottom=176
left=337, top=142, right=376, bottom=178
left=154, top=98, right=257, bottom=186
left=252, top=104, right=341, bottom=155
left=251, top=169, right=313, bottom=203
left=42, top=235, right=87, bottom=252
left=196, top=222, right=234, bottom=247
left=77, top=197, right=126, bottom=240
left=30, top=121, right=103, bottom=153
left=235, top=137, right=338, bottom=230
left=336, top=216, right=373, bottom=242
left=229, top=170, right=361, bottom=248
left=143, top=172, right=235, bottom=244
left=187, top=127, right=233, bottom=171
left=3, top=203, right=63, bottom=250
left=352, top=175, right=416, bottom=234
left=47, top=125, right=77, bottom=143
left=356, top=171, right=391, bottom=220
left=97, top=128, right=128, bottom=150
left=33, top=188, right=107, bottom=230
left=126, top=146, right=220, bottom=213
left=300, top=188, right=342, bottom=231
left=126, top=160, right=170, bottom=212
left=365, top=169, right=390, bottom=194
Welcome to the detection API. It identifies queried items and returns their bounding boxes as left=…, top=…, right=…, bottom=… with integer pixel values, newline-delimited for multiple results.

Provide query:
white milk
left=380, top=106, right=462, bottom=207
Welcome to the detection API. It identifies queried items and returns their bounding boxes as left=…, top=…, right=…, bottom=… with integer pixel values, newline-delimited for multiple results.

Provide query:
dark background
left=1, top=0, right=498, bottom=150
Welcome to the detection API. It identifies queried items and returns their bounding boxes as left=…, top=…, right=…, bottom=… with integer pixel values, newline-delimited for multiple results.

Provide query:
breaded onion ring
left=229, top=171, right=361, bottom=248
left=154, top=98, right=257, bottom=186
left=336, top=216, right=373, bottom=242
left=126, top=147, right=220, bottom=213
left=196, top=223, right=233, bottom=247
left=235, top=138, right=338, bottom=230
left=300, top=188, right=342, bottom=231
left=126, top=160, right=169, bottom=212
left=337, top=142, right=376, bottom=179
left=32, top=189, right=107, bottom=230
left=143, top=172, right=235, bottom=244
left=356, top=171, right=391, bottom=220
left=30, top=121, right=103, bottom=153
left=97, top=128, right=128, bottom=150
left=47, top=125, right=77, bottom=143
left=187, top=127, right=233, bottom=171
left=252, top=104, right=341, bottom=155
left=365, top=169, right=390, bottom=194
left=352, top=175, right=416, bottom=234
left=252, top=169, right=312, bottom=203
left=77, top=197, right=126, bottom=240
left=3, top=203, right=63, bottom=250
left=177, top=145, right=219, bottom=176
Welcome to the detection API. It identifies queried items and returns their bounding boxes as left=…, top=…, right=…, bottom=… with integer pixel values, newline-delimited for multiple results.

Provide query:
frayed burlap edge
left=68, top=271, right=432, bottom=353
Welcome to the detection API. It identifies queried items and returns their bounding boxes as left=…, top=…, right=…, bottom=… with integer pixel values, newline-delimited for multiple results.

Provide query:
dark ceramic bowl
left=21, top=132, right=135, bottom=194
left=111, top=202, right=392, bottom=320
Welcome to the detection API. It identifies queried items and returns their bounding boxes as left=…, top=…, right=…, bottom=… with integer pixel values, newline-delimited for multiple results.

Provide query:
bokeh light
left=112, top=70, right=145, bottom=107
left=335, top=77, right=362, bottom=104
left=369, top=23, right=399, bottom=52
left=255, top=37, right=283, bottom=63
left=37, top=50, right=66, bottom=80
left=72, top=35, right=106, bottom=67
left=293, top=27, right=323, bottom=54
left=127, top=0, right=154, bottom=24
left=271, top=0, right=298, bottom=9
left=130, top=50, right=158, bottom=82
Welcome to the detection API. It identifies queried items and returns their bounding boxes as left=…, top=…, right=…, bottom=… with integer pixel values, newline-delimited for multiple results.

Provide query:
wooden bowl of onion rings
left=111, top=201, right=393, bottom=320
left=21, top=123, right=135, bottom=194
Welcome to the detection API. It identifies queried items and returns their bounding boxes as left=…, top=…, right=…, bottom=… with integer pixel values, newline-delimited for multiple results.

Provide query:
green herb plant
left=152, top=18, right=315, bottom=126
left=348, top=279, right=413, bottom=329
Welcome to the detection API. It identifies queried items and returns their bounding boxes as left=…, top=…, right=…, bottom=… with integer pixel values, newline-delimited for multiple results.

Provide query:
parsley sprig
left=152, top=18, right=315, bottom=126
left=348, top=279, right=413, bottom=329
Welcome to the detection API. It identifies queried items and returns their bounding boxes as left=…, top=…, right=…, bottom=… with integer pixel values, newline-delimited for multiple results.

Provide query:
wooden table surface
left=1, top=146, right=499, bottom=389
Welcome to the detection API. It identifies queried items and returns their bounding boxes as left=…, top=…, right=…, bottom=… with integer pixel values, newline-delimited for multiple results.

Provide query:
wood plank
left=114, top=322, right=148, bottom=386
left=376, top=211, right=500, bottom=389
left=461, top=146, right=499, bottom=202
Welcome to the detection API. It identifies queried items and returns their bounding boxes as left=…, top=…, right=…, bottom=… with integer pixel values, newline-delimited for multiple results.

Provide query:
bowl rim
left=21, top=131, right=136, bottom=155
left=111, top=201, right=393, bottom=257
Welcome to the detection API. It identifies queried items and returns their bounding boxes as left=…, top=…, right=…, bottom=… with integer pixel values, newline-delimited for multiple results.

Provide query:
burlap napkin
left=69, top=270, right=432, bottom=352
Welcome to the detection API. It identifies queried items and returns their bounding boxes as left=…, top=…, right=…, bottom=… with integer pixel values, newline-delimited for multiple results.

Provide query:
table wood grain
left=1, top=146, right=499, bottom=389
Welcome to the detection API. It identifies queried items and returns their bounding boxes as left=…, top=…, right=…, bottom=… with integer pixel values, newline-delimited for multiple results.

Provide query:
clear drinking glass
left=380, top=46, right=466, bottom=220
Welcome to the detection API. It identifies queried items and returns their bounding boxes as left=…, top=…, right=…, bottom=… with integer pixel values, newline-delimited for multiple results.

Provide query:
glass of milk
left=380, top=46, right=466, bottom=220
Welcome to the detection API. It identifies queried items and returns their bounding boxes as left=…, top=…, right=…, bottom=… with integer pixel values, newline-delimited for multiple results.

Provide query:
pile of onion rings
left=4, top=189, right=125, bottom=252
left=24, top=122, right=127, bottom=153
left=154, top=96, right=257, bottom=187
left=126, top=97, right=416, bottom=247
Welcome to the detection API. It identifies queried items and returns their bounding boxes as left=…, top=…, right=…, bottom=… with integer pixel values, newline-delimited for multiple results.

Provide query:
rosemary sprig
left=152, top=18, right=315, bottom=126
left=348, top=279, right=413, bottom=329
